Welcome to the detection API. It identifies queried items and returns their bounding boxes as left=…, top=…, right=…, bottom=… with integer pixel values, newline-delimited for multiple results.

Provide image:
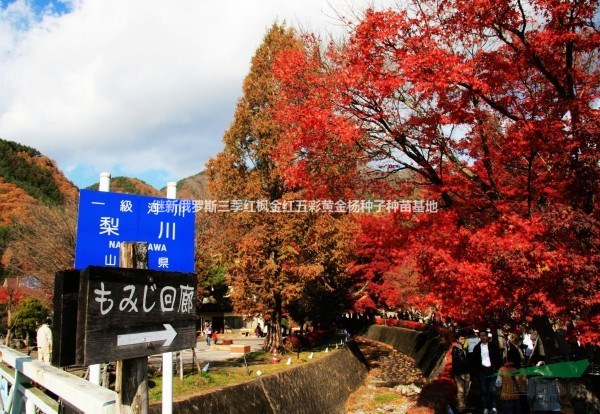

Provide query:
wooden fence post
left=116, top=242, right=149, bottom=414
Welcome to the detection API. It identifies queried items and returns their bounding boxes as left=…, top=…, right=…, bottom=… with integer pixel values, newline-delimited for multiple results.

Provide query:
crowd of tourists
left=371, top=309, right=598, bottom=414
left=451, top=327, right=582, bottom=414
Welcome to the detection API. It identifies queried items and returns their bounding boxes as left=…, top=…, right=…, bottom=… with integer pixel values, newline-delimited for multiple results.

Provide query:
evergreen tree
left=11, top=297, right=50, bottom=346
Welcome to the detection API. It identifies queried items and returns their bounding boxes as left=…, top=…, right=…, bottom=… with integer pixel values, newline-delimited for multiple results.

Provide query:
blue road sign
left=75, top=189, right=195, bottom=272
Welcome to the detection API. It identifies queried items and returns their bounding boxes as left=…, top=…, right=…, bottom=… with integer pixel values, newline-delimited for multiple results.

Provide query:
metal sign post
left=61, top=173, right=197, bottom=413
left=90, top=172, right=111, bottom=386
left=163, top=181, right=177, bottom=414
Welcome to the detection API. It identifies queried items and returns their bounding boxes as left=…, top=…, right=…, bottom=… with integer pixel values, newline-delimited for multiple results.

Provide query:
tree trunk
left=262, top=293, right=283, bottom=352
left=4, top=306, right=13, bottom=346
left=263, top=321, right=280, bottom=352
left=4, top=301, right=12, bottom=346
left=4, top=327, right=12, bottom=346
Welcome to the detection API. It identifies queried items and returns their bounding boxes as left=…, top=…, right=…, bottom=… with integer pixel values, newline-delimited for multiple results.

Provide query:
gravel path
left=346, top=337, right=424, bottom=414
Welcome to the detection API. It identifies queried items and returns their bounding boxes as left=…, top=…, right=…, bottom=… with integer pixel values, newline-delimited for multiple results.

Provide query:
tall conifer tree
left=207, top=24, right=356, bottom=351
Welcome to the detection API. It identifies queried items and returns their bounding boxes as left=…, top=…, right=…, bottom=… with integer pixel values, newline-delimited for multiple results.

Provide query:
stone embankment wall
left=150, top=327, right=448, bottom=413
left=149, top=345, right=368, bottom=414
left=364, top=325, right=449, bottom=380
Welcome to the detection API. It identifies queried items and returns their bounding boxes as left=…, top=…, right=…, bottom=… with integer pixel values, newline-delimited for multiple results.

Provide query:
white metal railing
left=0, top=345, right=117, bottom=414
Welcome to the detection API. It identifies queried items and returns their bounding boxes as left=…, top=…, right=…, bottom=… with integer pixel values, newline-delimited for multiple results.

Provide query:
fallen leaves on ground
left=346, top=338, right=424, bottom=413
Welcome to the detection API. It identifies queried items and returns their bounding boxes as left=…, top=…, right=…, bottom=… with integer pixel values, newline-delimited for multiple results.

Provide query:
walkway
left=148, top=336, right=265, bottom=369
left=28, top=336, right=266, bottom=379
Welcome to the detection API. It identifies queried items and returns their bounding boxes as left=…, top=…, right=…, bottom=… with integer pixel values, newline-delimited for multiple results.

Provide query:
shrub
left=284, top=330, right=333, bottom=350
left=284, top=335, right=302, bottom=352
left=306, top=330, right=329, bottom=347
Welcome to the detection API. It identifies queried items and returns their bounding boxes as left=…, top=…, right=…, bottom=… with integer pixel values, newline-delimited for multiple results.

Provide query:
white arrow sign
left=117, top=324, right=177, bottom=347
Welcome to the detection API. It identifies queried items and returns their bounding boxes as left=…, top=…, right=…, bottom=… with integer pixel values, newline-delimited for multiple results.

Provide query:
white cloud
left=0, top=0, right=384, bottom=189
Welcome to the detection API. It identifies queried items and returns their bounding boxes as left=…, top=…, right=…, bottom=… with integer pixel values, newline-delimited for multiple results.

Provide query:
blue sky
left=0, top=0, right=384, bottom=190
left=0, top=0, right=70, bottom=13
left=17, top=0, right=71, bottom=15
left=1, top=0, right=71, bottom=27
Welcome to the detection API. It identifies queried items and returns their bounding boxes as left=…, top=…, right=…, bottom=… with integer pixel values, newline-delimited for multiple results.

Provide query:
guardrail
left=0, top=345, right=117, bottom=414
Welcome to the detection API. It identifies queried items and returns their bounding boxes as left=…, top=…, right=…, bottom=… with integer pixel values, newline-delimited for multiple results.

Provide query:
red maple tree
left=273, top=1, right=599, bottom=342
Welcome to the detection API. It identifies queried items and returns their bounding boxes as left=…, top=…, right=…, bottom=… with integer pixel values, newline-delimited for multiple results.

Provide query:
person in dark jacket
left=473, top=330, right=502, bottom=413
left=452, top=335, right=470, bottom=413
left=506, top=332, right=525, bottom=368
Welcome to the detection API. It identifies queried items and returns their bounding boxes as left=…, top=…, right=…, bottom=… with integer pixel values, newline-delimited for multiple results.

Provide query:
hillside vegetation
left=0, top=139, right=76, bottom=206
left=87, top=176, right=160, bottom=196
left=0, top=137, right=207, bottom=282
left=0, top=139, right=80, bottom=277
left=168, top=171, right=209, bottom=200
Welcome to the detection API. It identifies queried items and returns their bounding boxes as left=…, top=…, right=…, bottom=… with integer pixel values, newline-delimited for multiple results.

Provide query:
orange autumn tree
left=206, top=24, right=357, bottom=352
left=3, top=203, right=77, bottom=299
left=273, top=1, right=599, bottom=344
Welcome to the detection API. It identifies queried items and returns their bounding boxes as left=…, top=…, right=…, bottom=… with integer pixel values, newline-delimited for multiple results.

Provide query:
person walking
left=36, top=318, right=52, bottom=363
left=473, top=329, right=502, bottom=414
left=452, top=335, right=471, bottom=413
left=203, top=321, right=212, bottom=346
left=497, top=361, right=525, bottom=414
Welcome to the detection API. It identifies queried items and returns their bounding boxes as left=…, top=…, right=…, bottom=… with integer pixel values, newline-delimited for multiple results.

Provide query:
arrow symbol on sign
left=117, top=324, right=177, bottom=347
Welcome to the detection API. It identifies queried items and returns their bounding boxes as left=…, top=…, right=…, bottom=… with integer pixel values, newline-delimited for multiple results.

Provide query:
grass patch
left=346, top=387, right=412, bottom=413
left=148, top=348, right=336, bottom=403
left=149, top=368, right=256, bottom=402
left=375, top=393, right=399, bottom=404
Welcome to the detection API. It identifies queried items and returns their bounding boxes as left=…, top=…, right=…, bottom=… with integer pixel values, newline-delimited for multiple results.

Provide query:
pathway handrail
left=0, top=345, right=116, bottom=414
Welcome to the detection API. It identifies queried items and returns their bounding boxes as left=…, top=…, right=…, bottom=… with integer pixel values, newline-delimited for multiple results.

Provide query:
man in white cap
left=36, top=318, right=52, bottom=363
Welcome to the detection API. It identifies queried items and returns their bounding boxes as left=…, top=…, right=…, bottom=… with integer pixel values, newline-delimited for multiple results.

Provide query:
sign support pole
left=162, top=181, right=176, bottom=414
left=116, top=242, right=149, bottom=414
left=90, top=171, right=111, bottom=386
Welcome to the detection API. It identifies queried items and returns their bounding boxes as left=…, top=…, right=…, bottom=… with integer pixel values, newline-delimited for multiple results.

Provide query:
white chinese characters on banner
left=140, top=198, right=439, bottom=215
left=158, top=222, right=176, bottom=240
left=93, top=283, right=195, bottom=316
left=158, top=257, right=169, bottom=269
left=120, top=200, right=133, bottom=213
left=99, top=217, right=119, bottom=236
left=164, top=199, right=439, bottom=214
left=98, top=197, right=187, bottom=267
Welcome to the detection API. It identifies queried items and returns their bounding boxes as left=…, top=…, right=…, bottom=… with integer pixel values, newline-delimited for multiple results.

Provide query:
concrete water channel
left=143, top=327, right=445, bottom=413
